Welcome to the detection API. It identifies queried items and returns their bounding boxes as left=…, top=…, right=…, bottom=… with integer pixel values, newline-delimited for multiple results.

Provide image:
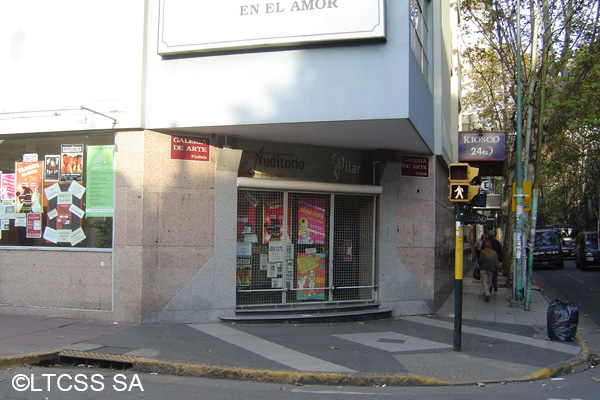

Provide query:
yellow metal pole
left=454, top=204, right=464, bottom=351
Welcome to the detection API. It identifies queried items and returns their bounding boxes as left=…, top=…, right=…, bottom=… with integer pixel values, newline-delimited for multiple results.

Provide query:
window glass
left=410, top=0, right=431, bottom=83
left=0, top=133, right=114, bottom=249
left=535, top=231, right=559, bottom=246
left=585, top=234, right=598, bottom=249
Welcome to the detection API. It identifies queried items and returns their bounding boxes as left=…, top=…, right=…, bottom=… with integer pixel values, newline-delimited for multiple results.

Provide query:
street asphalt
left=0, top=272, right=597, bottom=386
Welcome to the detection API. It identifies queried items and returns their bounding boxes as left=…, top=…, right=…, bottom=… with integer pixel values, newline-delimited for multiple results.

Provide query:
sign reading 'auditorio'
left=158, top=0, right=386, bottom=56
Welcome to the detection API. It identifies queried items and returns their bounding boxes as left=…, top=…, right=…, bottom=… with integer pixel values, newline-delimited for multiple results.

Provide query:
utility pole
left=514, top=0, right=525, bottom=301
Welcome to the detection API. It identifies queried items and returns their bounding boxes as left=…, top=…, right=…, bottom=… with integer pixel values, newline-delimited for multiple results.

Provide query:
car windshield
left=585, top=234, right=599, bottom=249
left=561, top=239, right=574, bottom=248
left=535, top=232, right=559, bottom=246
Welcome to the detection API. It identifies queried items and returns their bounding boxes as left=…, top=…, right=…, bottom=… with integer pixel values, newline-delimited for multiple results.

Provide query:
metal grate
left=236, top=190, right=376, bottom=308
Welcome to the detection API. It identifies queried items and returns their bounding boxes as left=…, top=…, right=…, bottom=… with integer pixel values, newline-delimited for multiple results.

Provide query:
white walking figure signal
left=454, top=186, right=464, bottom=199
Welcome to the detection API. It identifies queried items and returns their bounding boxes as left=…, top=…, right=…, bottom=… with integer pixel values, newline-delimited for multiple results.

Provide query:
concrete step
left=221, top=307, right=392, bottom=324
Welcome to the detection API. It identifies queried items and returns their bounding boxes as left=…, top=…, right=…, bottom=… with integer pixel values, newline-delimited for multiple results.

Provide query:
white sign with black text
left=158, top=0, right=386, bottom=55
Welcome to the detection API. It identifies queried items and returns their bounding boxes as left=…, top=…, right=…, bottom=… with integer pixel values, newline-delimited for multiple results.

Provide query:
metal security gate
left=236, top=188, right=377, bottom=308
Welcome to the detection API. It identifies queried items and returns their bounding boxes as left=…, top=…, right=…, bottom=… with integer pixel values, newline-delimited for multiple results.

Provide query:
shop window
left=236, top=189, right=376, bottom=308
left=0, top=133, right=115, bottom=249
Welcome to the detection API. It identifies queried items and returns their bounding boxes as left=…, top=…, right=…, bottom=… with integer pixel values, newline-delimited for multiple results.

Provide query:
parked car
left=533, top=229, right=564, bottom=269
left=575, top=231, right=600, bottom=270
left=561, top=237, right=575, bottom=258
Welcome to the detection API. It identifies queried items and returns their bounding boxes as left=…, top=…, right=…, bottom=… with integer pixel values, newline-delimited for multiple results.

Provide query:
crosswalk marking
left=190, top=324, right=356, bottom=373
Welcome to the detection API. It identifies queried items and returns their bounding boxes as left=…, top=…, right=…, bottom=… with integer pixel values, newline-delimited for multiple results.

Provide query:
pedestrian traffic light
left=448, top=163, right=480, bottom=202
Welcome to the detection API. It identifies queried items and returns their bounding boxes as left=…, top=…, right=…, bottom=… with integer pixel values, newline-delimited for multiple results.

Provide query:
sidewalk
left=0, top=274, right=594, bottom=386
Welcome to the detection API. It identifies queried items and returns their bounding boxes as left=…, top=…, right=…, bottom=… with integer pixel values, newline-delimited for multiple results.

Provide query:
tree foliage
left=460, top=0, right=600, bottom=276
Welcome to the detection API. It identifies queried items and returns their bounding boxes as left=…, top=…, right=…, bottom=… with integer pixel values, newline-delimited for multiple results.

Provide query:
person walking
left=475, top=233, right=487, bottom=261
left=478, top=239, right=500, bottom=302
left=487, top=231, right=503, bottom=292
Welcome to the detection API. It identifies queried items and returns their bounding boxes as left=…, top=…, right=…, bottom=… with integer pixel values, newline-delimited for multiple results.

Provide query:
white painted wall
left=1, top=0, right=455, bottom=158
left=144, top=0, right=413, bottom=133
left=0, top=0, right=146, bottom=134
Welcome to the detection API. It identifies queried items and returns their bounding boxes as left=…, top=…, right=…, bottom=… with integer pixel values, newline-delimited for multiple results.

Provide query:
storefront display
left=236, top=189, right=376, bottom=308
left=0, top=133, right=114, bottom=248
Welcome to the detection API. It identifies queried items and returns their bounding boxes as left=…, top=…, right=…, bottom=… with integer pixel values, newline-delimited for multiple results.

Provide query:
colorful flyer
left=236, top=257, right=252, bottom=288
left=263, top=198, right=284, bottom=243
left=26, top=213, right=42, bottom=238
left=60, top=144, right=84, bottom=182
left=297, top=197, right=326, bottom=244
left=296, top=253, right=326, bottom=300
left=1, top=173, right=16, bottom=200
left=86, top=145, right=114, bottom=217
left=15, top=161, right=44, bottom=214
left=44, top=155, right=60, bottom=182
left=43, top=182, right=84, bottom=245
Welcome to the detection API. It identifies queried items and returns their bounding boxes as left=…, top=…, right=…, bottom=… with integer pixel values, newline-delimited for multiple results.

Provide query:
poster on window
left=43, top=182, right=85, bottom=245
left=60, top=144, right=84, bottom=182
left=44, top=155, right=60, bottom=182
left=0, top=203, right=15, bottom=229
left=86, top=145, right=114, bottom=217
left=343, top=240, right=353, bottom=262
left=297, top=197, right=326, bottom=244
left=237, top=193, right=257, bottom=242
left=236, top=257, right=251, bottom=288
left=15, top=161, right=43, bottom=214
left=1, top=173, right=16, bottom=200
left=26, top=213, right=42, bottom=238
left=263, top=198, right=284, bottom=243
left=296, top=253, right=326, bottom=300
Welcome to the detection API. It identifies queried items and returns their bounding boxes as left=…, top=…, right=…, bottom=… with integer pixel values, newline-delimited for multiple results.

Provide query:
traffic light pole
left=447, top=163, right=479, bottom=351
left=454, top=204, right=465, bottom=352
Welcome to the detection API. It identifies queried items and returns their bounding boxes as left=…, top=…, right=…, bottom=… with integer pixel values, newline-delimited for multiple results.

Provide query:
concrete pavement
left=0, top=273, right=596, bottom=386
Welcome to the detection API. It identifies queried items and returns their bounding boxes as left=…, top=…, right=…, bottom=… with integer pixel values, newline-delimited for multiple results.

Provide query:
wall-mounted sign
left=170, top=136, right=210, bottom=161
left=158, top=0, right=386, bottom=56
left=401, top=156, right=429, bottom=177
left=480, top=177, right=494, bottom=194
left=458, top=131, right=506, bottom=161
left=238, top=140, right=370, bottom=185
left=464, top=209, right=488, bottom=225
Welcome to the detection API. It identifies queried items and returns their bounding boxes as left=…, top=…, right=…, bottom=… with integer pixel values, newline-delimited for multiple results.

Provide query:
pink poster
left=297, top=197, right=326, bottom=244
left=26, top=213, right=42, bottom=238
left=1, top=173, right=16, bottom=200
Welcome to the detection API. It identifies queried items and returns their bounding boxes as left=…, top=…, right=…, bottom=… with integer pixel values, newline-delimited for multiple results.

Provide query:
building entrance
left=236, top=189, right=377, bottom=308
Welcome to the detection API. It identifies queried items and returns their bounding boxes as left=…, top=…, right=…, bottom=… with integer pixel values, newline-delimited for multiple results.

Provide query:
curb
left=133, top=358, right=451, bottom=387
left=0, top=335, right=591, bottom=387
left=543, top=333, right=592, bottom=376
left=0, top=350, right=60, bottom=368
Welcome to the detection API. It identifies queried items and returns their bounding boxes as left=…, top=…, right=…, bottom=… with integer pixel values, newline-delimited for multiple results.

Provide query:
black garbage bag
left=547, top=299, right=579, bottom=342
